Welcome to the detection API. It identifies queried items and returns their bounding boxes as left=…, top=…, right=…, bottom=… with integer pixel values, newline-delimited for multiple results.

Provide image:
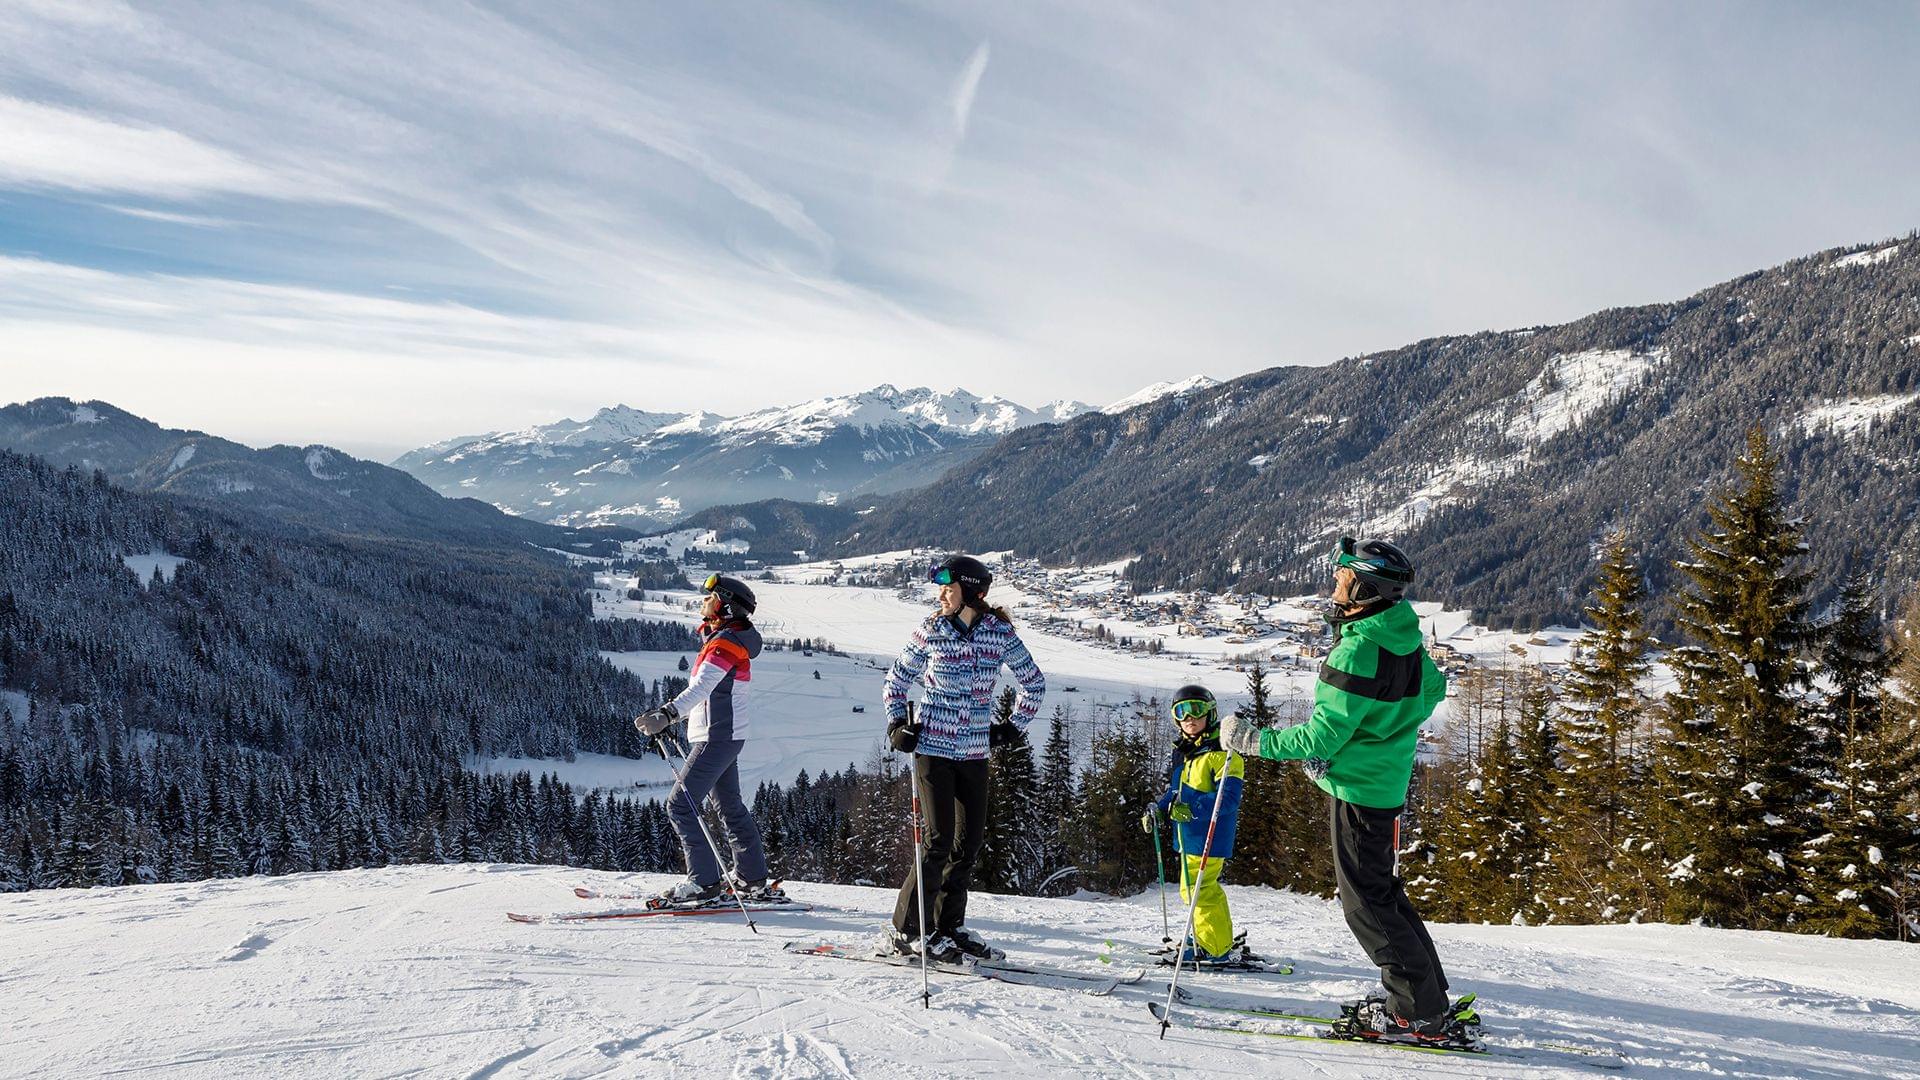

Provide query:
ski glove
left=988, top=720, right=1020, bottom=748
left=1139, top=808, right=1158, bottom=835
left=1217, top=710, right=1263, bottom=757
left=1167, top=801, right=1194, bottom=823
left=634, top=701, right=680, bottom=736
left=887, top=702, right=920, bottom=754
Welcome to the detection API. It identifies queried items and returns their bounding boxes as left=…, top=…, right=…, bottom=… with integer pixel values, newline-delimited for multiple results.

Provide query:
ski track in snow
left=6, top=865, right=1920, bottom=1078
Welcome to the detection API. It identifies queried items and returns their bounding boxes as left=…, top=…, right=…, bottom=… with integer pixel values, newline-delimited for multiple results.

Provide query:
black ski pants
left=1332, top=797, right=1450, bottom=1020
left=893, top=753, right=989, bottom=937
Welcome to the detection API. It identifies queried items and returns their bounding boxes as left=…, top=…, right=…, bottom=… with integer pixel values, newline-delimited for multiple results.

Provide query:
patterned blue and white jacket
left=882, top=611, right=1047, bottom=762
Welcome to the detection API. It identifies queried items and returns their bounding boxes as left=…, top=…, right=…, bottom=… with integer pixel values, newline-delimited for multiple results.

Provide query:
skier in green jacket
left=1221, top=536, right=1463, bottom=1045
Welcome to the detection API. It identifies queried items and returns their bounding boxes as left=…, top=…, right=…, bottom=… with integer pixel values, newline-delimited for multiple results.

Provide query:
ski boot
left=945, top=926, right=1005, bottom=962
left=876, top=928, right=918, bottom=958
left=647, top=878, right=726, bottom=910
left=1331, top=995, right=1477, bottom=1049
left=919, top=932, right=966, bottom=965
left=1170, top=933, right=1245, bottom=966
left=1446, top=992, right=1482, bottom=1037
left=731, top=879, right=790, bottom=904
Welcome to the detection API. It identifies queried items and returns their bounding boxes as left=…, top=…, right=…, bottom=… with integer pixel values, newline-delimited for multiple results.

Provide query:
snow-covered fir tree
left=1075, top=710, right=1159, bottom=895
left=1798, top=568, right=1909, bottom=936
left=980, top=688, right=1045, bottom=893
left=1552, top=531, right=1656, bottom=921
left=1509, top=681, right=1562, bottom=924
left=1886, top=593, right=1920, bottom=939
left=1417, top=669, right=1554, bottom=923
left=1226, top=663, right=1284, bottom=887
left=1034, top=706, right=1081, bottom=895
left=1651, top=427, right=1818, bottom=929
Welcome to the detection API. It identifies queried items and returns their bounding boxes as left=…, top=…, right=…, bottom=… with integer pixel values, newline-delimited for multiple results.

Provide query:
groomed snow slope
left=6, top=865, right=1918, bottom=1078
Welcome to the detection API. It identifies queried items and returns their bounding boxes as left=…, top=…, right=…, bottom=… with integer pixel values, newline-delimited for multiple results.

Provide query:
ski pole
left=1148, top=806, right=1171, bottom=946
left=907, top=747, right=932, bottom=1009
left=1173, top=805, right=1189, bottom=959
left=1158, top=750, right=1236, bottom=1040
left=662, top=733, right=758, bottom=934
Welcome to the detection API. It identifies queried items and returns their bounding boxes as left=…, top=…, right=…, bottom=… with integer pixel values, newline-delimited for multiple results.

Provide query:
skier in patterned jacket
left=1220, top=537, right=1459, bottom=1044
left=880, top=554, right=1046, bottom=963
left=634, top=574, right=777, bottom=906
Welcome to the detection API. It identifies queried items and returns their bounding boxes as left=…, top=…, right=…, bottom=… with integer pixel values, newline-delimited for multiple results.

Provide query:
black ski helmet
left=1170, top=684, right=1217, bottom=725
left=1332, top=536, right=1415, bottom=603
left=929, top=554, right=993, bottom=601
left=702, top=573, right=756, bottom=618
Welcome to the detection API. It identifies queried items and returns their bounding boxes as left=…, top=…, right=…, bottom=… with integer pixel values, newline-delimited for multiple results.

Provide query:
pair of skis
left=505, top=884, right=815, bottom=924
left=785, top=939, right=1626, bottom=1069
left=1098, top=938, right=1294, bottom=975
left=783, top=940, right=1144, bottom=997
left=1149, top=992, right=1627, bottom=1068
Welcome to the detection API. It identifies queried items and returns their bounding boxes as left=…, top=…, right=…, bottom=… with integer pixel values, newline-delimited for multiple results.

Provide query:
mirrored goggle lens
left=1171, top=699, right=1214, bottom=720
left=929, top=567, right=955, bottom=586
left=703, top=573, right=720, bottom=591
left=1332, top=536, right=1359, bottom=567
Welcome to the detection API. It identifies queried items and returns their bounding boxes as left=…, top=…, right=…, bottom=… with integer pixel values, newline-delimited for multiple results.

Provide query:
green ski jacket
left=1257, top=600, right=1446, bottom=809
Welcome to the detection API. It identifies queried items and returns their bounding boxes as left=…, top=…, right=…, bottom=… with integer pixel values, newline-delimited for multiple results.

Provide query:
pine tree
left=1226, top=664, right=1283, bottom=888
left=1509, top=680, right=1560, bottom=924
left=979, top=712, right=1042, bottom=894
left=1885, top=593, right=1920, bottom=940
left=1034, top=707, right=1081, bottom=895
left=0, top=824, right=24, bottom=893
left=1800, top=575, right=1920, bottom=937
left=1652, top=427, right=1818, bottom=929
left=1430, top=706, right=1522, bottom=922
left=1076, top=711, right=1159, bottom=895
left=1552, top=532, right=1655, bottom=921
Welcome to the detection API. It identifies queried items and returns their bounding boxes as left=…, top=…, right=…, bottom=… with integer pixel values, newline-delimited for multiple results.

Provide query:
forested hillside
left=0, top=451, right=693, bottom=889
left=828, top=235, right=1920, bottom=629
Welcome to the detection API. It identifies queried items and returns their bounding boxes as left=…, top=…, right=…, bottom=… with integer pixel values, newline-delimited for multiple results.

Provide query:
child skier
left=1143, top=684, right=1252, bottom=964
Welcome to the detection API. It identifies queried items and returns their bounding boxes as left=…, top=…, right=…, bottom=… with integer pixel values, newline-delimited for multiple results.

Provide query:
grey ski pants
left=666, top=738, right=768, bottom=887
left=1332, top=797, right=1450, bottom=1020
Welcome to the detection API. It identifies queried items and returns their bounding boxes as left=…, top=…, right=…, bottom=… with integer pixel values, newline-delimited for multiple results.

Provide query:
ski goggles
left=1170, top=698, right=1216, bottom=722
left=1331, top=536, right=1364, bottom=570
left=928, top=565, right=957, bottom=586
left=702, top=573, right=723, bottom=592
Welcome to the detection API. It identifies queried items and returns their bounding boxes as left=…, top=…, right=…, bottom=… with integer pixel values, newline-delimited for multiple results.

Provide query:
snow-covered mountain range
left=393, top=381, right=1207, bottom=528
left=0, top=397, right=631, bottom=554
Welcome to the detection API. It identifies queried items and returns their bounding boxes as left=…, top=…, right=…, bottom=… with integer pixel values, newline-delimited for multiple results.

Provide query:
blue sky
left=3, top=1, right=1918, bottom=460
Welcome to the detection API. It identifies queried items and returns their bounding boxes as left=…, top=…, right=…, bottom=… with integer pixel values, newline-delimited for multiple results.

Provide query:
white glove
left=1218, top=710, right=1263, bottom=757
left=634, top=701, right=680, bottom=736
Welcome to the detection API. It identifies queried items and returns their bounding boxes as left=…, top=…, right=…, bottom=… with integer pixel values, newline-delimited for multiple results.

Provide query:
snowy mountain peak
left=396, top=384, right=1099, bottom=526
left=1036, top=399, right=1096, bottom=423
left=711, top=385, right=1081, bottom=443
left=521, top=405, right=689, bottom=448
left=1103, top=375, right=1220, bottom=414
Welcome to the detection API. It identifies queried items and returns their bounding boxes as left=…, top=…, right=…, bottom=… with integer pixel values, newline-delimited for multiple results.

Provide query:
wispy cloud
left=2, top=2, right=1918, bottom=453
left=0, top=96, right=300, bottom=199
left=105, top=205, right=237, bottom=229
left=951, top=41, right=991, bottom=144
left=902, top=40, right=991, bottom=198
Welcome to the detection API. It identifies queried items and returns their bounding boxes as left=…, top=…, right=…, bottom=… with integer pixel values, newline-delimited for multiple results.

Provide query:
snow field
left=5, top=865, right=1919, bottom=1078
left=122, top=551, right=188, bottom=588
